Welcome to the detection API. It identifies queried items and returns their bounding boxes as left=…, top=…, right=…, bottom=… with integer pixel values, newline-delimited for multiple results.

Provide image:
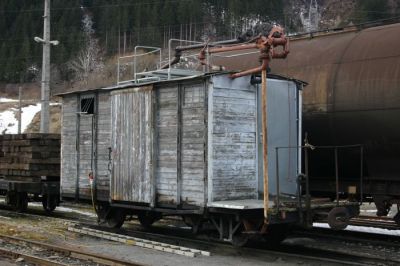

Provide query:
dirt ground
left=0, top=201, right=343, bottom=266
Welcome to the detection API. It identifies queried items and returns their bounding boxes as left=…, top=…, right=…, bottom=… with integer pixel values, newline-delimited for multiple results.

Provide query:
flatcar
left=0, top=134, right=60, bottom=212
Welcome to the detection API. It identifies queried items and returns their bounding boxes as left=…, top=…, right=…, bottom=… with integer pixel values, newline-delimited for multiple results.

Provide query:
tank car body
left=266, top=23, right=400, bottom=220
left=212, top=21, right=400, bottom=222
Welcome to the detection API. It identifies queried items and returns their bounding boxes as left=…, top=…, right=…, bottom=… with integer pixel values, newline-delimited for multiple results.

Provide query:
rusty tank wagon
left=212, top=21, right=400, bottom=224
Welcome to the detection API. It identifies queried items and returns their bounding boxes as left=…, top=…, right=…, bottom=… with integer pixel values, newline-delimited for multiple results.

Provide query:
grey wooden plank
left=213, top=88, right=256, bottom=100
left=209, top=76, right=258, bottom=202
left=110, top=87, right=153, bottom=203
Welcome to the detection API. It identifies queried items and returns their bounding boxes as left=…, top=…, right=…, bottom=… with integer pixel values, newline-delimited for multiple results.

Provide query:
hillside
left=0, top=0, right=399, bottom=134
left=1, top=0, right=399, bottom=86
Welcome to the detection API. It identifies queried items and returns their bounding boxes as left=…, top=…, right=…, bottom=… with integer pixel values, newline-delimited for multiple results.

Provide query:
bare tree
left=68, top=11, right=104, bottom=84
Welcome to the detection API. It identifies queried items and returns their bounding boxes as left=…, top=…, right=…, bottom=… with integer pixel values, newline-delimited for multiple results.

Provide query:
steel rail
left=0, top=233, right=146, bottom=266
left=349, top=215, right=400, bottom=230
left=0, top=246, right=69, bottom=266
left=292, top=227, right=400, bottom=249
left=85, top=222, right=395, bottom=266
left=1, top=205, right=399, bottom=265
left=1, top=206, right=398, bottom=265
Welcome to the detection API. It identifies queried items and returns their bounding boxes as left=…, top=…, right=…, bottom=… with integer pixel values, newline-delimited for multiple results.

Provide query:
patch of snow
left=0, top=103, right=41, bottom=134
left=55, top=206, right=97, bottom=218
left=361, top=209, right=378, bottom=213
left=0, top=98, right=18, bottom=103
left=29, top=202, right=97, bottom=218
left=313, top=222, right=400, bottom=236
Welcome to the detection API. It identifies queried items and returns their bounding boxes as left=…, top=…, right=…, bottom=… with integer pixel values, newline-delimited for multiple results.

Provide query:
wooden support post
left=261, top=69, right=269, bottom=224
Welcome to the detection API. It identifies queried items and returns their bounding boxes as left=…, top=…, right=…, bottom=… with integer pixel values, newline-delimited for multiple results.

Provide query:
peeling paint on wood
left=60, top=73, right=300, bottom=209
left=111, top=86, right=153, bottom=203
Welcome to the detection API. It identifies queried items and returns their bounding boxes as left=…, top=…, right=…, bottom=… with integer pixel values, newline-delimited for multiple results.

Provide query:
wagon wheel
left=15, top=192, right=28, bottom=213
left=232, top=231, right=250, bottom=247
left=327, top=207, right=350, bottom=230
left=138, top=211, right=161, bottom=229
left=394, top=211, right=400, bottom=226
left=106, top=208, right=126, bottom=229
left=97, top=204, right=126, bottom=229
left=42, top=195, right=58, bottom=213
left=5, top=192, right=17, bottom=207
left=231, top=222, right=252, bottom=247
left=182, top=215, right=203, bottom=234
left=262, top=224, right=290, bottom=248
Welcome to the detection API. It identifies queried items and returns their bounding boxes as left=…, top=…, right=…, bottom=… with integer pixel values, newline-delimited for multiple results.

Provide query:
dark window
left=80, top=97, right=95, bottom=114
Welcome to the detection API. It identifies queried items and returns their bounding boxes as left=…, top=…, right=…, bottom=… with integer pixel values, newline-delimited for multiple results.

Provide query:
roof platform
left=119, top=68, right=204, bottom=85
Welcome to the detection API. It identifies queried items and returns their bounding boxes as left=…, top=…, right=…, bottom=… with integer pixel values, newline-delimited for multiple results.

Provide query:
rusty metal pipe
left=160, top=54, right=181, bottom=69
left=161, top=39, right=240, bottom=69
left=198, top=49, right=227, bottom=71
left=271, top=38, right=287, bottom=46
left=271, top=37, right=289, bottom=59
left=230, top=57, right=269, bottom=78
left=272, top=51, right=289, bottom=59
left=198, top=32, right=288, bottom=77
left=208, top=43, right=258, bottom=54
left=176, top=39, right=239, bottom=52
left=261, top=68, right=269, bottom=225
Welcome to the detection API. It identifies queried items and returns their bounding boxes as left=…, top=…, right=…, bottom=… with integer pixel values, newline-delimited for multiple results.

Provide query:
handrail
left=116, top=46, right=162, bottom=85
left=167, top=39, right=203, bottom=80
left=134, top=46, right=161, bottom=84
left=274, top=144, right=364, bottom=224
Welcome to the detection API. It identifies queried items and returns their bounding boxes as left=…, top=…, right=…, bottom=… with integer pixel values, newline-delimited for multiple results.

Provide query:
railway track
left=1, top=205, right=400, bottom=265
left=79, top=221, right=400, bottom=266
left=350, top=215, right=400, bottom=230
left=0, top=233, right=145, bottom=266
left=293, top=225, right=400, bottom=248
left=73, top=215, right=400, bottom=265
left=288, top=226, right=400, bottom=265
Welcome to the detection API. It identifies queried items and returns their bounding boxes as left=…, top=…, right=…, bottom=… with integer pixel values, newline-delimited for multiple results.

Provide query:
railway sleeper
left=394, top=204, right=400, bottom=226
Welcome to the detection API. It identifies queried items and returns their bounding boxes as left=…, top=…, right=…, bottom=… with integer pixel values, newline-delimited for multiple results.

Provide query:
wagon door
left=110, top=86, right=154, bottom=205
left=154, top=83, right=207, bottom=207
left=76, top=94, right=96, bottom=200
left=257, top=79, right=299, bottom=197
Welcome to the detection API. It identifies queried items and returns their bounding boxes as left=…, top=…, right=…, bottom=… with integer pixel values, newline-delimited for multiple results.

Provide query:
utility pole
left=35, top=0, right=58, bottom=133
left=39, top=0, right=50, bottom=133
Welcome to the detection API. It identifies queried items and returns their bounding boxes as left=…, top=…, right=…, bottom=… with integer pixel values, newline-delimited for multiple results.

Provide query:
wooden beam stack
left=0, top=134, right=60, bottom=182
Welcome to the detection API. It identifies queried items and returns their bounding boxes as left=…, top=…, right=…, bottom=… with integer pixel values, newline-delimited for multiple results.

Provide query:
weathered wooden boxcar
left=59, top=71, right=357, bottom=244
left=60, top=73, right=300, bottom=199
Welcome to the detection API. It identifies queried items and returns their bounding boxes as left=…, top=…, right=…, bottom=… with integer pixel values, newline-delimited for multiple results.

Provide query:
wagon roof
left=55, top=71, right=306, bottom=97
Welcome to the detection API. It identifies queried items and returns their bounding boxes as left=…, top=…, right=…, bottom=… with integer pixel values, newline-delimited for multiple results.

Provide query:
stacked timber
left=0, top=134, right=60, bottom=181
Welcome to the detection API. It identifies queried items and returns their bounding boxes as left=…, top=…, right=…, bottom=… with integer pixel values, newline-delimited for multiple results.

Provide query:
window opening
left=80, top=97, right=95, bottom=114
